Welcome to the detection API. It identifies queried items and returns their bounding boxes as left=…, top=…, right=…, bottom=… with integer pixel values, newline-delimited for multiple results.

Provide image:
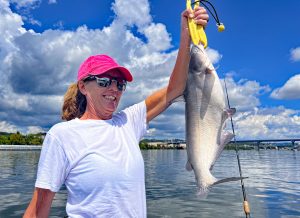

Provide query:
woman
left=24, top=7, right=209, bottom=218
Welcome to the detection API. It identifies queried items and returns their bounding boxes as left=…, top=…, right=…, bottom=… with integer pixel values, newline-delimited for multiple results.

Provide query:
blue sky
left=0, top=0, right=300, bottom=140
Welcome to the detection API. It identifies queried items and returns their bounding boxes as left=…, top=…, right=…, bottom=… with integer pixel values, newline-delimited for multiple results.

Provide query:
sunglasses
left=84, top=75, right=127, bottom=91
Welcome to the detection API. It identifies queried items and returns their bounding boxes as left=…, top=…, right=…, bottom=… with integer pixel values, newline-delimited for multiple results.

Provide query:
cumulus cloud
left=1, top=0, right=300, bottom=140
left=206, top=47, right=222, bottom=64
left=26, top=126, right=45, bottom=134
left=9, top=0, right=40, bottom=9
left=147, top=103, right=185, bottom=139
left=0, top=121, right=18, bottom=133
left=270, top=74, right=300, bottom=99
left=48, top=0, right=56, bottom=4
left=234, top=106, right=300, bottom=139
left=221, top=76, right=300, bottom=139
left=223, top=75, right=271, bottom=111
left=8, top=0, right=41, bottom=26
left=111, top=0, right=151, bottom=28
left=0, top=0, right=177, bottom=136
left=0, top=1, right=25, bottom=58
left=290, top=47, right=300, bottom=62
left=217, top=75, right=300, bottom=140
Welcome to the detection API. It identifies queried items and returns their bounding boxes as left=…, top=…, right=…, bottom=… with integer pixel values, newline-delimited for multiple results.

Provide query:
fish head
left=189, top=44, right=214, bottom=76
left=186, top=45, right=217, bottom=95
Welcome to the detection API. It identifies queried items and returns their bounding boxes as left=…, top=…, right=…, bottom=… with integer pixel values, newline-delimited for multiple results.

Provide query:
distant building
left=146, top=141, right=186, bottom=149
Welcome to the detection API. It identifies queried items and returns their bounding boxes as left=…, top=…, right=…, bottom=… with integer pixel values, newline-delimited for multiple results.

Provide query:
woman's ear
left=78, top=80, right=87, bottom=96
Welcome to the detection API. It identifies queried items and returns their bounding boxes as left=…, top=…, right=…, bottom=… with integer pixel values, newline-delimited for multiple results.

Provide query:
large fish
left=183, top=44, right=242, bottom=197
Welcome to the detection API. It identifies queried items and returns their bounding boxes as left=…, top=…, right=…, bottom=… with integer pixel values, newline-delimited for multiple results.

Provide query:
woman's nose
left=108, top=80, right=119, bottom=91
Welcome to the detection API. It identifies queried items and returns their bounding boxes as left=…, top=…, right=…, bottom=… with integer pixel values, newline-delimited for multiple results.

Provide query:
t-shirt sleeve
left=35, top=132, right=69, bottom=192
left=124, top=101, right=147, bottom=141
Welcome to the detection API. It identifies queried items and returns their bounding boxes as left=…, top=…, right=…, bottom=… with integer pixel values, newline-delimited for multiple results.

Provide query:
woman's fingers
left=193, top=6, right=209, bottom=26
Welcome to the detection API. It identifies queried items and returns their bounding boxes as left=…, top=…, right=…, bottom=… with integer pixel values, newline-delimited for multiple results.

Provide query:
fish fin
left=185, top=161, right=193, bottom=171
left=221, top=131, right=234, bottom=146
left=227, top=108, right=236, bottom=116
left=222, top=108, right=236, bottom=121
left=210, top=131, right=234, bottom=171
left=213, top=177, right=248, bottom=186
left=171, top=95, right=185, bottom=104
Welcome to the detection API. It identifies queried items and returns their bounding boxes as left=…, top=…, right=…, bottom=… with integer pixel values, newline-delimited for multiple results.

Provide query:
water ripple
left=0, top=150, right=299, bottom=217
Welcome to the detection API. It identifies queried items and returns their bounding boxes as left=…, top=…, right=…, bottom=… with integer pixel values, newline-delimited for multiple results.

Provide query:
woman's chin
left=104, top=103, right=118, bottom=114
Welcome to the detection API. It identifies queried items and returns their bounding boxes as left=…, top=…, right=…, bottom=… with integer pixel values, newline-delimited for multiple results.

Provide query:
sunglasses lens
left=96, top=77, right=111, bottom=87
left=95, top=77, right=126, bottom=91
left=117, top=83, right=126, bottom=91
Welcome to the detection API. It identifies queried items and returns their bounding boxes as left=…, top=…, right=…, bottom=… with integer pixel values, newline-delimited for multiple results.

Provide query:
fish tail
left=196, top=186, right=210, bottom=198
left=196, top=174, right=218, bottom=198
left=213, top=177, right=248, bottom=186
left=196, top=177, right=247, bottom=198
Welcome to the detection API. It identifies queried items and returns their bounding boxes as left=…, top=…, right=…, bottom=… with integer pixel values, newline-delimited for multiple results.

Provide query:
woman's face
left=80, top=69, right=126, bottom=119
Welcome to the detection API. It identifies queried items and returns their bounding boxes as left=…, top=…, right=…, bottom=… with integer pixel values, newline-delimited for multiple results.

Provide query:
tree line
left=0, top=133, right=255, bottom=150
left=0, top=132, right=44, bottom=145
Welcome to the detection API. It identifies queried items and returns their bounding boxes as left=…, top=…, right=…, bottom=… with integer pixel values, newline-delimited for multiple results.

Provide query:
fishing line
left=224, top=79, right=251, bottom=218
left=191, top=0, right=222, bottom=26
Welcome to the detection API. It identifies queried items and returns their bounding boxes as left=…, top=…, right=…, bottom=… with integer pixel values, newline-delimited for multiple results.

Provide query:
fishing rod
left=224, top=79, right=251, bottom=218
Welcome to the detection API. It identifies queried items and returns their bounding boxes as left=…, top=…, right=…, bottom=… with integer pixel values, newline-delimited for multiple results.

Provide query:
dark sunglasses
left=84, top=75, right=127, bottom=91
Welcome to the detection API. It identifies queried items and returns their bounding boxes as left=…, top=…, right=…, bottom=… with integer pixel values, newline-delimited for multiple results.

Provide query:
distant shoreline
left=0, top=144, right=298, bottom=151
left=0, top=145, right=42, bottom=150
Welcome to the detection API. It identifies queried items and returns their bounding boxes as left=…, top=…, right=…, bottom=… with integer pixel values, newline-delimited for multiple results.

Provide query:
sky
left=0, top=0, right=300, bottom=140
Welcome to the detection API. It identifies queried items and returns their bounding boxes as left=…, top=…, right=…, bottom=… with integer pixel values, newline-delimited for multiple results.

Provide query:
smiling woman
left=61, top=54, right=132, bottom=121
left=23, top=6, right=209, bottom=218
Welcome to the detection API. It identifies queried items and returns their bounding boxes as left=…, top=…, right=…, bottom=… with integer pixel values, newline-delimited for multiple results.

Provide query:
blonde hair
left=61, top=82, right=86, bottom=121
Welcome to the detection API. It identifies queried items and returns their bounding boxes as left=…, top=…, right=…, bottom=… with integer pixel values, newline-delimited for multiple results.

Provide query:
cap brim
left=90, top=66, right=133, bottom=82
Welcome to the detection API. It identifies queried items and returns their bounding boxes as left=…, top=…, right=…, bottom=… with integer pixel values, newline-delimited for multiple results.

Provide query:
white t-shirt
left=35, top=101, right=147, bottom=218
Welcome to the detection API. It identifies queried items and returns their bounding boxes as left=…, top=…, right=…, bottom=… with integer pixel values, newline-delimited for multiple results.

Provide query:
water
left=0, top=150, right=299, bottom=218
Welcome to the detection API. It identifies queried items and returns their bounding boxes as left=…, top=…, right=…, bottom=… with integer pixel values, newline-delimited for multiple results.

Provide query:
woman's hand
left=181, top=6, right=209, bottom=41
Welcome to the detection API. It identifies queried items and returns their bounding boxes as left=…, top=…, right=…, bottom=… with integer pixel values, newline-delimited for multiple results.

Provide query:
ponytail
left=61, top=82, right=86, bottom=121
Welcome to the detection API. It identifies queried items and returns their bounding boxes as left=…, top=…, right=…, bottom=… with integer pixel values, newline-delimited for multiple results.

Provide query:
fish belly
left=186, top=94, right=223, bottom=191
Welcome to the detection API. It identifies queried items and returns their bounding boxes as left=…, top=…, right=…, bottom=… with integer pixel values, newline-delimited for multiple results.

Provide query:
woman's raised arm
left=145, top=7, right=209, bottom=123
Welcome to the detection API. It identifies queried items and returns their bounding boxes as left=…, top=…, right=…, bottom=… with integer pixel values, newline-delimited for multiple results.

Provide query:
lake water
left=0, top=150, right=299, bottom=218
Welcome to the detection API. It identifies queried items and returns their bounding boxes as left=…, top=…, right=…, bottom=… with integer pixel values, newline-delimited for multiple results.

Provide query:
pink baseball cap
left=77, top=54, right=133, bottom=82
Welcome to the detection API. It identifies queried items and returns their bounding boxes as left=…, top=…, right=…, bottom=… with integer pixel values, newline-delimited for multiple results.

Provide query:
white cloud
left=206, top=47, right=222, bottom=64
left=290, top=47, right=300, bottom=62
left=26, top=126, right=45, bottom=134
left=8, top=0, right=41, bottom=28
left=142, top=23, right=172, bottom=52
left=146, top=103, right=185, bottom=139
left=0, top=1, right=25, bottom=56
left=0, top=121, right=17, bottom=133
left=1, top=0, right=300, bottom=140
left=9, top=0, right=40, bottom=9
left=111, top=0, right=151, bottom=28
left=0, top=0, right=176, bottom=134
left=270, top=74, right=300, bottom=99
left=53, top=20, right=64, bottom=29
left=223, top=75, right=271, bottom=111
left=48, top=0, right=56, bottom=4
left=234, top=106, right=300, bottom=139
